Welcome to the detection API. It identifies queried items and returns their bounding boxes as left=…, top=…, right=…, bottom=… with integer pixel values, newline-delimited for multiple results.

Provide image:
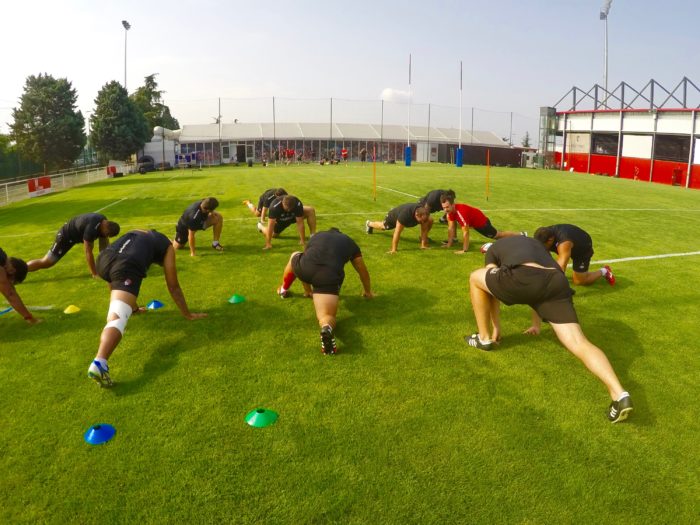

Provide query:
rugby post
left=456, top=60, right=464, bottom=167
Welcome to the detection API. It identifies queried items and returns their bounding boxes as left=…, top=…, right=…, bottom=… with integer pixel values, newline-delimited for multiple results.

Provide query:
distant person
left=0, top=247, right=40, bottom=324
left=534, top=224, right=615, bottom=286
left=466, top=235, right=632, bottom=423
left=365, top=203, right=433, bottom=254
left=341, top=147, right=348, bottom=164
left=27, top=213, right=120, bottom=278
left=243, top=188, right=287, bottom=222
left=257, top=195, right=317, bottom=250
left=419, top=188, right=455, bottom=224
left=88, top=230, right=207, bottom=387
left=440, top=194, right=524, bottom=254
left=172, top=197, right=224, bottom=256
left=276, top=228, right=373, bottom=354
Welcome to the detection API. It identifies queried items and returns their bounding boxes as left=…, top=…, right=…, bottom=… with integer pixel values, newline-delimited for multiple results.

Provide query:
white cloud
left=380, top=88, right=410, bottom=103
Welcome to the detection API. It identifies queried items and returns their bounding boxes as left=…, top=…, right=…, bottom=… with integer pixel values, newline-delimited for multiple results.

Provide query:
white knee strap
left=105, top=299, right=132, bottom=335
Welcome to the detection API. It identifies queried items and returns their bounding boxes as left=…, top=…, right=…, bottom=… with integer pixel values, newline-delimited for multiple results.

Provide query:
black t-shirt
left=420, top=190, right=446, bottom=213
left=302, top=229, right=361, bottom=271
left=0, top=246, right=6, bottom=266
left=268, top=197, right=303, bottom=225
left=61, top=213, right=106, bottom=244
left=260, top=189, right=281, bottom=208
left=388, top=203, right=421, bottom=228
left=486, top=236, right=561, bottom=269
left=178, top=201, right=209, bottom=231
left=101, top=230, right=171, bottom=277
left=547, top=224, right=593, bottom=257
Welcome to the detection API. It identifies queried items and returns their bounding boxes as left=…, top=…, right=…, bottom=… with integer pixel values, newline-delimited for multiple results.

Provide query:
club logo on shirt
left=124, top=279, right=132, bottom=286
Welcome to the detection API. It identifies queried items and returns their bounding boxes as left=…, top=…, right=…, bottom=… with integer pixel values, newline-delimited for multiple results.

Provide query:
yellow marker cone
left=64, top=305, right=81, bottom=314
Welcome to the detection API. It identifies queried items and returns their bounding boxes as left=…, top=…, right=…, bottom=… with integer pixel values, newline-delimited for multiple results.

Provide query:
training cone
left=245, top=408, right=278, bottom=428
left=64, top=305, right=81, bottom=314
left=84, top=424, right=116, bottom=445
left=228, top=294, right=246, bottom=304
left=147, top=300, right=164, bottom=310
left=0, top=307, right=13, bottom=315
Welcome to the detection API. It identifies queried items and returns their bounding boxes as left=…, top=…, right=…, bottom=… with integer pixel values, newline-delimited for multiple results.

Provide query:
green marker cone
left=228, top=294, right=246, bottom=304
left=245, top=408, right=278, bottom=428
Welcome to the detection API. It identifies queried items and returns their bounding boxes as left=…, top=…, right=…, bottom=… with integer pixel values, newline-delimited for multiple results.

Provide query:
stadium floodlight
left=600, top=1, right=612, bottom=105
left=122, top=20, right=131, bottom=91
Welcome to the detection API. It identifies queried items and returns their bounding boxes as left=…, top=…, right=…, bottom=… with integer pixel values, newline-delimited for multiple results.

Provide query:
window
left=654, top=135, right=690, bottom=162
left=591, top=134, right=618, bottom=156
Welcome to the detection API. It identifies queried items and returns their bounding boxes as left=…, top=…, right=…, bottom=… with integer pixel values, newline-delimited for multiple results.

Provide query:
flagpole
left=406, top=53, right=412, bottom=167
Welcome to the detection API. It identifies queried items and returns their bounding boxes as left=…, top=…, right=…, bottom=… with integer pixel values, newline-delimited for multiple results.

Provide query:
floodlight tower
left=122, top=20, right=131, bottom=91
left=600, top=1, right=612, bottom=104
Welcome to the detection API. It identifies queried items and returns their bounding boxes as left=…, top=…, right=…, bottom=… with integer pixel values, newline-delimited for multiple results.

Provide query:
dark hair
left=440, top=193, right=455, bottom=205
left=202, top=197, right=219, bottom=211
left=9, top=257, right=28, bottom=284
left=442, top=189, right=456, bottom=200
left=282, top=195, right=300, bottom=209
left=105, top=221, right=120, bottom=237
left=274, top=188, right=288, bottom=197
left=534, top=227, right=554, bottom=244
left=414, top=205, right=431, bottom=220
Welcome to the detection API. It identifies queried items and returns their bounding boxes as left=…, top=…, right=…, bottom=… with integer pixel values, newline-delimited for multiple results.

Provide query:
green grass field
left=1, top=163, right=698, bottom=524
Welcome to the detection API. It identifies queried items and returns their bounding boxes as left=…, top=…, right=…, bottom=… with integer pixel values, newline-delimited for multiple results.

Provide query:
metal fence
left=0, top=166, right=113, bottom=207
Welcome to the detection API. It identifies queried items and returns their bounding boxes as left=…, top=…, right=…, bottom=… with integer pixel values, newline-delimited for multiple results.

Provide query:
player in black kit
left=419, top=188, right=455, bottom=223
left=0, top=246, right=40, bottom=324
left=87, top=230, right=207, bottom=387
left=173, top=197, right=224, bottom=256
left=27, top=213, right=120, bottom=277
left=365, top=203, right=433, bottom=253
left=534, top=224, right=615, bottom=286
left=276, top=228, right=373, bottom=354
left=243, top=188, right=287, bottom=222
left=467, top=235, right=632, bottom=423
left=258, top=194, right=317, bottom=250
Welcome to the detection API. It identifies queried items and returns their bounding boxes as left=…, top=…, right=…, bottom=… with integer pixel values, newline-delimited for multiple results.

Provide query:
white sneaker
left=87, top=360, right=113, bottom=388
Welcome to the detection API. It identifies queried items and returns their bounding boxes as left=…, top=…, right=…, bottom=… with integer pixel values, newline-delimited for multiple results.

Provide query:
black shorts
left=256, top=195, right=266, bottom=213
left=96, top=252, right=143, bottom=296
left=291, top=252, right=344, bottom=295
left=382, top=214, right=397, bottom=230
left=274, top=219, right=294, bottom=235
left=572, top=248, right=594, bottom=273
left=474, top=219, right=498, bottom=239
left=48, top=228, right=76, bottom=260
left=485, top=265, right=578, bottom=324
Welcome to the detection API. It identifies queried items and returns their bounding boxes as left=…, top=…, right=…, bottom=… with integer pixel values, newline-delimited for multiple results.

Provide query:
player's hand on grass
left=263, top=244, right=272, bottom=250
left=386, top=249, right=397, bottom=255
left=186, top=312, right=208, bottom=320
left=454, top=250, right=466, bottom=255
left=26, top=316, right=42, bottom=325
left=523, top=326, right=540, bottom=335
left=362, top=291, right=374, bottom=298
left=133, top=306, right=147, bottom=314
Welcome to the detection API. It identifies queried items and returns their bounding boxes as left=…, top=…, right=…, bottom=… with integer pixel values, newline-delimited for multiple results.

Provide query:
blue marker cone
left=147, top=300, right=164, bottom=310
left=245, top=408, right=278, bottom=428
left=84, top=424, right=116, bottom=445
left=0, top=307, right=13, bottom=315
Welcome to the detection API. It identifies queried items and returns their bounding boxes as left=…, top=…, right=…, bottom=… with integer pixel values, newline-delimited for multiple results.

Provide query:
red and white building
left=542, top=78, right=700, bottom=189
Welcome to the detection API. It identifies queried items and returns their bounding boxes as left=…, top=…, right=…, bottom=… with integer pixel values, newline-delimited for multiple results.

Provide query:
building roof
left=177, top=122, right=510, bottom=147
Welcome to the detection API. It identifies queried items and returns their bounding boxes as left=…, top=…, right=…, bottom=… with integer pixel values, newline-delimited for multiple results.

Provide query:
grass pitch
left=1, top=163, right=699, bottom=524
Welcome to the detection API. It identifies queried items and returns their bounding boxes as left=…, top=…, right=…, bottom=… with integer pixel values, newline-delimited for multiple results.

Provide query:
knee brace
left=105, top=299, right=132, bottom=335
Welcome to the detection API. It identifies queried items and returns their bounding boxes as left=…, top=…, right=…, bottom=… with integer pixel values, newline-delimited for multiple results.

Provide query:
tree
left=131, top=74, right=180, bottom=132
left=91, top=81, right=150, bottom=161
left=521, top=131, right=531, bottom=148
left=10, top=74, right=85, bottom=171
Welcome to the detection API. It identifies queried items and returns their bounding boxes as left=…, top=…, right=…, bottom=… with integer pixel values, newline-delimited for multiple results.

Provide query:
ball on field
left=480, top=242, right=493, bottom=253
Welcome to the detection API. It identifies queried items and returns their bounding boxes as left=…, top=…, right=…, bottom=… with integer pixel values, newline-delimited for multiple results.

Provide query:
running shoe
left=465, top=334, right=493, bottom=351
left=365, top=220, right=373, bottom=234
left=320, top=325, right=337, bottom=355
left=277, top=287, right=289, bottom=299
left=607, top=395, right=633, bottom=423
left=603, top=265, right=616, bottom=286
left=87, top=360, right=113, bottom=388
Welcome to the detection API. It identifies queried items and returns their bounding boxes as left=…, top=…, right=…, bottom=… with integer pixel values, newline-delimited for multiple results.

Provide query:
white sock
left=94, top=357, right=108, bottom=369
left=617, top=391, right=629, bottom=401
left=600, top=267, right=609, bottom=277
left=246, top=202, right=255, bottom=211
left=479, top=335, right=492, bottom=344
left=279, top=287, right=287, bottom=294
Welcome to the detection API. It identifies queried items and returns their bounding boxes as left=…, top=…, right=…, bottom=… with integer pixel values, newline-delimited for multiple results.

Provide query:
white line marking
left=376, top=185, right=420, bottom=199
left=592, top=251, right=700, bottom=265
left=94, top=198, right=128, bottom=213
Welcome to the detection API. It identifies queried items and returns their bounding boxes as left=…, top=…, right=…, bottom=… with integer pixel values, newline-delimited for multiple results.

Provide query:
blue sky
left=1, top=0, right=698, bottom=144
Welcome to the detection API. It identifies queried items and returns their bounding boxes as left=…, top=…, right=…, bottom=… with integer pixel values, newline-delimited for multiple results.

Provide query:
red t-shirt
left=447, top=203, right=487, bottom=228
left=341, top=149, right=348, bottom=159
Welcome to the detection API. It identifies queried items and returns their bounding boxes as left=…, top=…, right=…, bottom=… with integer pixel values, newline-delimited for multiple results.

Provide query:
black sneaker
left=365, top=220, right=373, bottom=234
left=320, top=325, right=337, bottom=355
left=607, top=396, right=633, bottom=423
left=465, top=334, right=493, bottom=351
